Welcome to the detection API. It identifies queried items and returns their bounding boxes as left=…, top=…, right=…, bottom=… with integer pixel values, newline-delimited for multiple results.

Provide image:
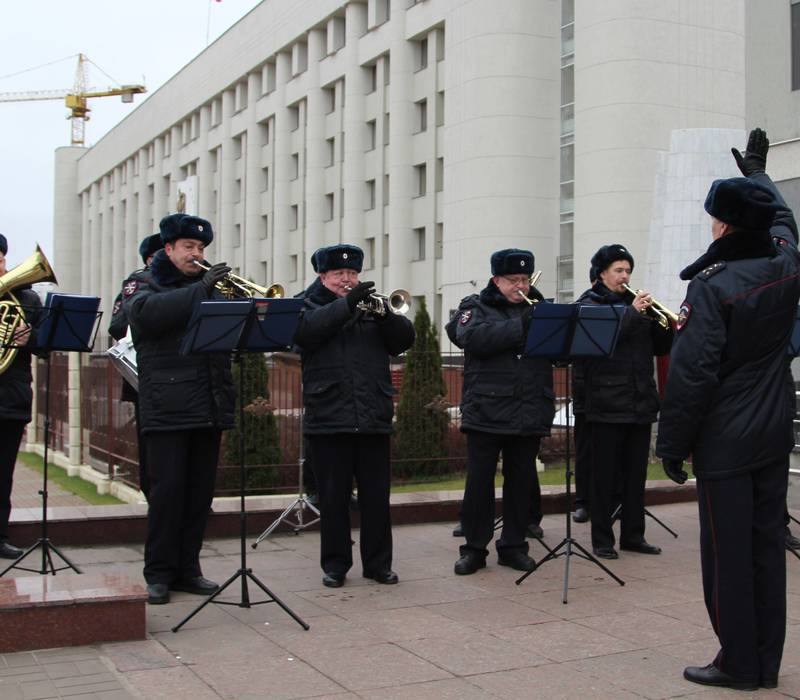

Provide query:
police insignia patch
left=112, top=299, right=121, bottom=315
left=677, top=302, right=691, bottom=330
left=122, top=280, right=138, bottom=297
left=460, top=309, right=473, bottom=325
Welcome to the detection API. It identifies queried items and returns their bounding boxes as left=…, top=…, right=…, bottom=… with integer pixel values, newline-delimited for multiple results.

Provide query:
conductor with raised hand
left=123, top=213, right=235, bottom=605
left=294, top=244, right=415, bottom=589
left=657, top=128, right=800, bottom=691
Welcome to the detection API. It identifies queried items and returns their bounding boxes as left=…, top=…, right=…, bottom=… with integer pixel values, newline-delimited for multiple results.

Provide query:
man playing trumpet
left=446, top=248, right=555, bottom=575
left=294, top=244, right=414, bottom=588
left=575, top=244, right=673, bottom=560
left=123, top=214, right=234, bottom=605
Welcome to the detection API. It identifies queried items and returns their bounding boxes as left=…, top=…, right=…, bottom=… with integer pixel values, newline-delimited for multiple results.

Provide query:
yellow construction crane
left=0, top=53, right=146, bottom=146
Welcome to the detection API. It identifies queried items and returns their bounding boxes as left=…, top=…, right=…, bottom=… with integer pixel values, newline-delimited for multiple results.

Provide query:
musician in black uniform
left=123, top=214, right=234, bottom=605
left=577, top=244, right=673, bottom=559
left=294, top=244, right=414, bottom=588
left=657, top=129, right=800, bottom=691
left=108, top=233, right=162, bottom=501
left=446, top=249, right=555, bottom=575
left=0, top=234, right=41, bottom=559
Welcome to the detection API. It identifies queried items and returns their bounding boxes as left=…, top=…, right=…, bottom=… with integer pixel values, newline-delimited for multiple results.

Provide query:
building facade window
left=366, top=119, right=377, bottom=150
left=365, top=179, right=376, bottom=210
left=414, top=163, right=427, bottom=197
left=415, top=37, right=428, bottom=71
left=415, top=99, right=427, bottom=133
left=413, top=226, right=426, bottom=261
left=793, top=1, right=800, bottom=90
left=325, top=193, right=334, bottom=221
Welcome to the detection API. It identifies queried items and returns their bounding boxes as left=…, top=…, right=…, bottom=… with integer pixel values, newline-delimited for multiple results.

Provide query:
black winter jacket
left=445, top=281, right=555, bottom=436
left=656, top=172, right=800, bottom=479
left=123, top=250, right=235, bottom=434
left=0, top=286, right=42, bottom=422
left=574, top=283, right=673, bottom=424
left=293, top=278, right=415, bottom=435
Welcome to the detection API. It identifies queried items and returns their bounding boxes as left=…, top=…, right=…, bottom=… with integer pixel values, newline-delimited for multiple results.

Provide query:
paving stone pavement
left=2, top=502, right=800, bottom=699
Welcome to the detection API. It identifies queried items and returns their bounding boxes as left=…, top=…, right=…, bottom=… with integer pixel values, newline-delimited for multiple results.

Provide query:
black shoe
left=0, top=542, right=23, bottom=559
left=147, top=583, right=170, bottom=605
left=761, top=677, right=778, bottom=689
left=786, top=528, right=800, bottom=550
left=322, top=571, right=345, bottom=588
left=364, top=570, right=399, bottom=584
left=452, top=524, right=463, bottom=537
left=454, top=552, right=486, bottom=575
left=572, top=507, right=589, bottom=523
left=683, top=664, right=757, bottom=690
left=593, top=546, right=618, bottom=559
left=170, top=576, right=219, bottom=596
left=526, top=523, right=544, bottom=539
left=620, top=540, right=661, bottom=555
left=306, top=492, right=319, bottom=507
left=497, top=550, right=536, bottom=572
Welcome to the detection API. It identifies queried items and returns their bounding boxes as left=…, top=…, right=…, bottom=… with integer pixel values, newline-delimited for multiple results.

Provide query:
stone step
left=0, top=573, right=147, bottom=652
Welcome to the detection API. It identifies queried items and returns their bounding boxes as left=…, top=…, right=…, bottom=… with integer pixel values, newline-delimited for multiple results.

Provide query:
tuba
left=193, top=260, right=284, bottom=299
left=0, top=245, right=58, bottom=374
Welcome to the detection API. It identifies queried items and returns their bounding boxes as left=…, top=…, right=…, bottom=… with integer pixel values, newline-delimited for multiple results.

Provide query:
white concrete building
left=53, top=0, right=751, bottom=346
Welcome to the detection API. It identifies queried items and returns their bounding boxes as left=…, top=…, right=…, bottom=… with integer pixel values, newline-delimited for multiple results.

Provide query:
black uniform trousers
left=460, top=431, right=539, bottom=558
left=589, top=421, right=650, bottom=550
left=309, top=433, right=392, bottom=576
left=696, top=458, right=788, bottom=684
left=0, top=419, right=26, bottom=541
left=143, top=429, right=220, bottom=584
left=573, top=414, right=590, bottom=510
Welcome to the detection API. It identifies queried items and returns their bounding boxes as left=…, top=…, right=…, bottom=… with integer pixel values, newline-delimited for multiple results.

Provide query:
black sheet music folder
left=36, top=293, right=101, bottom=352
left=524, top=303, right=625, bottom=360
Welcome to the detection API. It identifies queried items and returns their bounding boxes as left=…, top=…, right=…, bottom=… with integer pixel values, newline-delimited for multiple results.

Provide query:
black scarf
left=679, top=229, right=776, bottom=280
left=149, top=249, right=203, bottom=286
left=579, top=281, right=631, bottom=306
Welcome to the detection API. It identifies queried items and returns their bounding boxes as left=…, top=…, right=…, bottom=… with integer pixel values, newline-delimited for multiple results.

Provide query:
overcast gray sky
left=0, top=0, right=262, bottom=269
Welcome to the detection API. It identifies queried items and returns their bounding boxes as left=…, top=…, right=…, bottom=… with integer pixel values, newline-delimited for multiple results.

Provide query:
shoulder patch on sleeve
left=697, top=261, right=726, bottom=280
left=459, top=309, right=473, bottom=325
left=122, top=279, right=139, bottom=297
left=676, top=301, right=691, bottom=331
left=112, top=299, right=122, bottom=315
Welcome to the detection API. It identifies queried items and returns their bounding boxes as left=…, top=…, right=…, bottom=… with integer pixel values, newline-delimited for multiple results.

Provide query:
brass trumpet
left=345, top=285, right=412, bottom=316
left=517, top=270, right=542, bottom=306
left=622, top=283, right=678, bottom=329
left=193, top=260, right=284, bottom=299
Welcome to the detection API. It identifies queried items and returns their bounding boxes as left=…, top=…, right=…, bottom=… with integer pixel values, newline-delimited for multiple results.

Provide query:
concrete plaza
left=2, top=497, right=800, bottom=700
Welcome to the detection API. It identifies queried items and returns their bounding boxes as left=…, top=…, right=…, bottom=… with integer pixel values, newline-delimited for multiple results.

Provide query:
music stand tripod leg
left=643, top=507, right=679, bottom=538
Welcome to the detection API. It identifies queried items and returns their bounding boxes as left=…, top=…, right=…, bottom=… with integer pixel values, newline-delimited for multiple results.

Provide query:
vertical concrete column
left=342, top=3, right=369, bottom=253
left=441, top=0, right=560, bottom=328
left=152, top=138, right=167, bottom=228
left=387, top=0, right=415, bottom=294
left=304, top=29, right=328, bottom=285
left=80, top=191, right=91, bottom=296
left=109, top=170, right=124, bottom=336
left=244, top=71, right=263, bottom=282
left=88, top=183, right=102, bottom=299
left=272, top=52, right=293, bottom=279
left=197, top=105, right=215, bottom=231
left=573, top=0, right=746, bottom=278
left=68, top=352, right=82, bottom=466
left=136, top=147, right=151, bottom=251
left=52, top=146, right=84, bottom=295
left=124, top=160, right=138, bottom=274
left=218, top=89, right=237, bottom=265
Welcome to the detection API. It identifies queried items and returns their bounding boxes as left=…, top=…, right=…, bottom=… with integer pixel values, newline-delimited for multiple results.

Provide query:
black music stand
left=171, top=297, right=308, bottom=633
left=1, top=293, right=101, bottom=577
left=515, top=302, right=626, bottom=602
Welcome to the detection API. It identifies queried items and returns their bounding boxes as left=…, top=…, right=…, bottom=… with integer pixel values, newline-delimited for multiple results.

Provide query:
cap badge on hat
left=520, top=260, right=526, bottom=267
left=198, top=225, right=204, bottom=232
left=343, top=252, right=348, bottom=259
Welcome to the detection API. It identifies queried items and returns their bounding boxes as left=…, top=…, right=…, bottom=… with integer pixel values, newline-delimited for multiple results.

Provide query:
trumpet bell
left=387, top=289, right=411, bottom=316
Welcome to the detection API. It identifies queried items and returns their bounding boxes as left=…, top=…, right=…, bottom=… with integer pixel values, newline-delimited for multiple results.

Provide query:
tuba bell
left=0, top=245, right=58, bottom=374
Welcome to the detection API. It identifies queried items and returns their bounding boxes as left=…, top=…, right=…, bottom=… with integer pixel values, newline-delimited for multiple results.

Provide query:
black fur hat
left=138, top=233, right=164, bottom=265
left=590, top=244, right=634, bottom=282
left=490, top=248, right=534, bottom=276
left=314, top=244, right=363, bottom=273
left=0, top=233, right=6, bottom=256
left=704, top=177, right=779, bottom=231
left=159, top=214, right=213, bottom=246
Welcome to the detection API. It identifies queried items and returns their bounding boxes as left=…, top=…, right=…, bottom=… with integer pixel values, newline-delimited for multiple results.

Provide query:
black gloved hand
left=521, top=304, right=535, bottom=336
left=345, top=281, right=375, bottom=312
left=201, top=262, right=231, bottom=293
left=731, top=127, right=769, bottom=176
left=662, top=458, right=688, bottom=485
